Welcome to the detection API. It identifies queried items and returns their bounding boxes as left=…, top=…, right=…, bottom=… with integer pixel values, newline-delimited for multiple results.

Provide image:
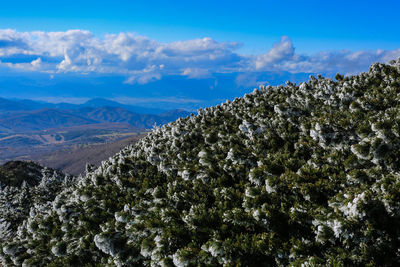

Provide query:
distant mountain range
left=0, top=97, right=190, bottom=170
left=0, top=109, right=96, bottom=132
left=0, top=97, right=167, bottom=115
left=75, top=98, right=167, bottom=114
left=0, top=97, right=191, bottom=132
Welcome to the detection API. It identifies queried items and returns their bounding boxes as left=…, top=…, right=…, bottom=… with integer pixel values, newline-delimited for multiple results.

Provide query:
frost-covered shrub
left=1, top=59, right=400, bottom=266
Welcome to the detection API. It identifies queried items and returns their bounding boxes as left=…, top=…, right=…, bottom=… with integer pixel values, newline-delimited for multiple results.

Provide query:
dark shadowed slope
left=0, top=161, right=44, bottom=187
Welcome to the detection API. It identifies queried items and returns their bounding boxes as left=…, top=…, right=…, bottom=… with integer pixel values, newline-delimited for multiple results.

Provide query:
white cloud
left=30, top=57, right=42, bottom=68
left=255, top=36, right=295, bottom=69
left=279, top=48, right=400, bottom=75
left=124, top=65, right=162, bottom=85
left=0, top=29, right=399, bottom=84
left=182, top=67, right=211, bottom=78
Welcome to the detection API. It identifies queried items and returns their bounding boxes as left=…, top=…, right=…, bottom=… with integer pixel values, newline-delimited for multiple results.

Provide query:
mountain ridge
left=0, top=106, right=191, bottom=132
left=0, top=97, right=169, bottom=115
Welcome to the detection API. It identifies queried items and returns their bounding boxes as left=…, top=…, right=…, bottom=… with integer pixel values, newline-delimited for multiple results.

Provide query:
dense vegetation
left=1, top=59, right=400, bottom=266
left=0, top=162, right=75, bottom=245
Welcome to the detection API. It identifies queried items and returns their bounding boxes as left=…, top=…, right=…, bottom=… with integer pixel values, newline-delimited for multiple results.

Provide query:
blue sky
left=0, top=0, right=399, bottom=109
left=1, top=0, right=399, bottom=53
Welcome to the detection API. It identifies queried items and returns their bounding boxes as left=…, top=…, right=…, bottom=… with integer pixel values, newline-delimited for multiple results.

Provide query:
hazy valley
left=0, top=98, right=190, bottom=174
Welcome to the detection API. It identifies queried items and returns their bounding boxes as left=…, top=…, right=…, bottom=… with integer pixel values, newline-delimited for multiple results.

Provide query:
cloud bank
left=0, top=29, right=399, bottom=84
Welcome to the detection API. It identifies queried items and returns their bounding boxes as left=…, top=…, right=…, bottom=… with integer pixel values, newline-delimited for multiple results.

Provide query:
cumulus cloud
left=275, top=49, right=400, bottom=75
left=252, top=36, right=400, bottom=75
left=182, top=67, right=211, bottom=78
left=30, top=57, right=42, bottom=68
left=0, top=29, right=399, bottom=84
left=123, top=65, right=163, bottom=85
left=255, top=36, right=295, bottom=69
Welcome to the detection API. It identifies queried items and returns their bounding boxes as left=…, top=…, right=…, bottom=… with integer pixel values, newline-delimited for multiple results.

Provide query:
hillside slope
left=1, top=59, right=400, bottom=266
left=0, top=109, right=97, bottom=131
left=38, top=134, right=145, bottom=175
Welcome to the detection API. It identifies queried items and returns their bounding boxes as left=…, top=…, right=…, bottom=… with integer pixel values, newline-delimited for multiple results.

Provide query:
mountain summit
left=1, top=59, right=400, bottom=266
